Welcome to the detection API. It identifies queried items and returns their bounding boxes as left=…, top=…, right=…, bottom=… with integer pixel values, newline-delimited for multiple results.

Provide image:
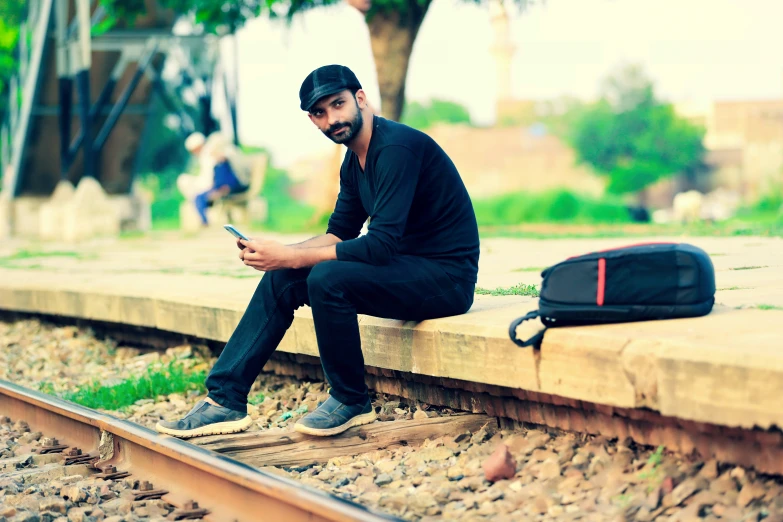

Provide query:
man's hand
left=238, top=238, right=295, bottom=272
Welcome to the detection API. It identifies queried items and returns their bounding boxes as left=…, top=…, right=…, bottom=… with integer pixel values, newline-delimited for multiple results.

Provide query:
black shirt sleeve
left=325, top=162, right=369, bottom=242
left=336, top=145, right=421, bottom=265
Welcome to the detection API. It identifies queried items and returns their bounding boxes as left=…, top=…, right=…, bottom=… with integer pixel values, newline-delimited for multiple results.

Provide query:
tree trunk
left=366, top=1, right=431, bottom=122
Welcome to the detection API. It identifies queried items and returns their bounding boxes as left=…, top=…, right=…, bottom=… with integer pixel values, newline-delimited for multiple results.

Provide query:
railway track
left=0, top=378, right=402, bottom=522
left=3, top=314, right=783, bottom=521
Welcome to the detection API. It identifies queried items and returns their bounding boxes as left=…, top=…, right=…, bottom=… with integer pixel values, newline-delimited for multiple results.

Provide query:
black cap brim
left=300, top=82, right=352, bottom=112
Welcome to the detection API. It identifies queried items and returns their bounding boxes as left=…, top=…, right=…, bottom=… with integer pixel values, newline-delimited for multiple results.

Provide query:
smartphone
left=224, top=224, right=250, bottom=241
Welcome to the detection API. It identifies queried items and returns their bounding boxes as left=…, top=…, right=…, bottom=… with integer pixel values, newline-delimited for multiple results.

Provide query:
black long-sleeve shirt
left=326, top=115, right=480, bottom=283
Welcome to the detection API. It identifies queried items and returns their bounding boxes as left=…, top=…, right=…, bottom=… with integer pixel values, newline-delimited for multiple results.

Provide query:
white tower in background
left=489, top=0, right=515, bottom=106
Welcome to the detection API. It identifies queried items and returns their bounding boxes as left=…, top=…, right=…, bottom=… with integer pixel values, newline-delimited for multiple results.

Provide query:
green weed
left=248, top=393, right=266, bottom=406
left=59, top=361, right=206, bottom=411
left=119, top=230, right=146, bottom=240
left=38, top=382, right=56, bottom=395
left=730, top=266, right=767, bottom=271
left=0, top=249, right=93, bottom=265
left=612, top=493, right=633, bottom=508
left=638, top=445, right=666, bottom=492
left=647, top=445, right=664, bottom=467
left=511, top=267, right=546, bottom=273
left=475, top=283, right=540, bottom=297
left=195, top=270, right=259, bottom=279
left=479, top=218, right=783, bottom=240
left=756, top=304, right=783, bottom=311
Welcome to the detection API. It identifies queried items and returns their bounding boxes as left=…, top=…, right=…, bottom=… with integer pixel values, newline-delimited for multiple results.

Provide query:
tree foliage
left=97, top=0, right=539, bottom=120
left=567, top=65, right=706, bottom=196
left=99, top=0, right=536, bottom=32
left=97, top=0, right=343, bottom=35
left=0, top=1, right=24, bottom=122
left=401, top=99, right=472, bottom=130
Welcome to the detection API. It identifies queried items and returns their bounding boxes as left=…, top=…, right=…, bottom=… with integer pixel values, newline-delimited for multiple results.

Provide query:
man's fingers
left=244, top=259, right=267, bottom=272
left=242, top=250, right=263, bottom=262
left=236, top=239, right=244, bottom=250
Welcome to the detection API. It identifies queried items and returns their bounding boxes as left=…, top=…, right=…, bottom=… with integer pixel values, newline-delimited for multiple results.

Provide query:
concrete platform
left=0, top=230, right=781, bottom=435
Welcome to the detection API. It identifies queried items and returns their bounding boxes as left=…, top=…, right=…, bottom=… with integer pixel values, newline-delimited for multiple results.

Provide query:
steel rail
left=0, top=379, right=402, bottom=522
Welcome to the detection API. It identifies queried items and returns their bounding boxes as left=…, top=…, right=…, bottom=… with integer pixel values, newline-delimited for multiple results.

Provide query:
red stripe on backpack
left=597, top=258, right=606, bottom=306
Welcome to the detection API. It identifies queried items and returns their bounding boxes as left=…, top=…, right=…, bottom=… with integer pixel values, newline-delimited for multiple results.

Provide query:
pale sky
left=212, top=0, right=783, bottom=167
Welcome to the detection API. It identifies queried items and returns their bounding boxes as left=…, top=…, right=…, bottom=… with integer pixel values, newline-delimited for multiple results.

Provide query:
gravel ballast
left=1, top=318, right=782, bottom=522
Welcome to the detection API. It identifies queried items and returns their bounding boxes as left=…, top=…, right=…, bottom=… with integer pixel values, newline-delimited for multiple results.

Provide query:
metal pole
left=92, top=46, right=157, bottom=153
left=74, top=0, right=93, bottom=179
left=1, top=124, right=8, bottom=172
left=67, top=53, right=128, bottom=162
left=19, top=23, right=28, bottom=80
left=231, top=31, right=239, bottom=146
left=146, top=68, right=195, bottom=137
left=5, top=0, right=55, bottom=197
left=9, top=76, right=18, bottom=131
left=55, top=0, right=72, bottom=179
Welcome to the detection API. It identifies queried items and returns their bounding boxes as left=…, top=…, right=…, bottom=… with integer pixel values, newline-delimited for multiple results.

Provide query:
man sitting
left=157, top=65, right=480, bottom=439
left=176, top=132, right=251, bottom=226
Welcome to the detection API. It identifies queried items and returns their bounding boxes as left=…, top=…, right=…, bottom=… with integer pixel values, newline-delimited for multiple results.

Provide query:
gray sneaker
left=155, top=400, right=252, bottom=439
left=293, top=396, right=376, bottom=437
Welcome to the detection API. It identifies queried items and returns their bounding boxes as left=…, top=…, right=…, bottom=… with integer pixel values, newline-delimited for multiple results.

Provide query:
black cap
left=299, top=65, right=362, bottom=112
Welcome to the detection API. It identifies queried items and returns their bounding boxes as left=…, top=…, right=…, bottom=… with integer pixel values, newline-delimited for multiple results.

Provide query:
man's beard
left=324, top=107, right=364, bottom=144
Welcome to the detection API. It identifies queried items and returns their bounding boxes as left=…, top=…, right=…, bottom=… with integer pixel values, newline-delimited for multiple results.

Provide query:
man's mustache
left=328, top=123, right=350, bottom=134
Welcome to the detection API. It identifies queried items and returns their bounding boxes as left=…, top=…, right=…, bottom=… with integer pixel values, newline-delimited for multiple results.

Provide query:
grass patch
left=0, top=250, right=97, bottom=271
left=475, top=283, right=540, bottom=297
left=479, top=216, right=783, bottom=239
left=756, top=304, right=783, bottom=311
left=119, top=230, right=147, bottom=240
left=512, top=266, right=546, bottom=273
left=56, top=361, right=207, bottom=411
left=0, top=249, right=91, bottom=264
left=0, top=263, right=45, bottom=270
left=248, top=393, right=266, bottom=406
left=254, top=165, right=321, bottom=234
left=637, top=445, right=666, bottom=492
left=730, top=266, right=768, bottom=271
left=473, top=189, right=632, bottom=227
left=196, top=270, right=259, bottom=279
left=151, top=216, right=182, bottom=231
left=718, top=286, right=751, bottom=291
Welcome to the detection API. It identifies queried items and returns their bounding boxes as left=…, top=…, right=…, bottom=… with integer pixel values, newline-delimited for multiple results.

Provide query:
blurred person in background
left=176, top=131, right=251, bottom=226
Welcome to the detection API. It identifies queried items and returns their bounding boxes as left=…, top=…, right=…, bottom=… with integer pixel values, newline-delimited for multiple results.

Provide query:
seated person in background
left=176, top=132, right=251, bottom=226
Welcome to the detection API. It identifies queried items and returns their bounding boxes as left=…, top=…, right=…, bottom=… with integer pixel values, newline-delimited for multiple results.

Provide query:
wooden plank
left=191, top=414, right=494, bottom=468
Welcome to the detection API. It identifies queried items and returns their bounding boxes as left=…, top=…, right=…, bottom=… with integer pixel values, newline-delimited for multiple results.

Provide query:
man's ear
left=355, top=89, right=367, bottom=108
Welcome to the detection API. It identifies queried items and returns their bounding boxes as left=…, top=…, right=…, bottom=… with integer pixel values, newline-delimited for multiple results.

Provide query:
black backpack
left=509, top=242, right=716, bottom=348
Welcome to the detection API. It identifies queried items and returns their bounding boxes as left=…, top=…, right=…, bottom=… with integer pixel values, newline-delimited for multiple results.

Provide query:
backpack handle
left=508, top=310, right=546, bottom=348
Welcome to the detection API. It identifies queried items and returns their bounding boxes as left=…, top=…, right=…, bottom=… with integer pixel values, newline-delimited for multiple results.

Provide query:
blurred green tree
left=567, top=64, right=706, bottom=199
left=401, top=98, right=472, bottom=130
left=0, top=1, right=25, bottom=124
left=97, top=0, right=540, bottom=122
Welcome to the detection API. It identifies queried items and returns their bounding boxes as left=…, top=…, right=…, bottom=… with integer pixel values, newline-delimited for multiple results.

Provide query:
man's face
left=308, top=90, right=364, bottom=145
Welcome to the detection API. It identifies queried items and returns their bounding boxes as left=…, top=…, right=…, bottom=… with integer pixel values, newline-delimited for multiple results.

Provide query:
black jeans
left=205, top=256, right=475, bottom=412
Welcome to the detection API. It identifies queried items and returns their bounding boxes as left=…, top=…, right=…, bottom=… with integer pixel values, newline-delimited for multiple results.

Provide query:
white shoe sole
left=155, top=415, right=253, bottom=439
left=293, top=410, right=377, bottom=437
